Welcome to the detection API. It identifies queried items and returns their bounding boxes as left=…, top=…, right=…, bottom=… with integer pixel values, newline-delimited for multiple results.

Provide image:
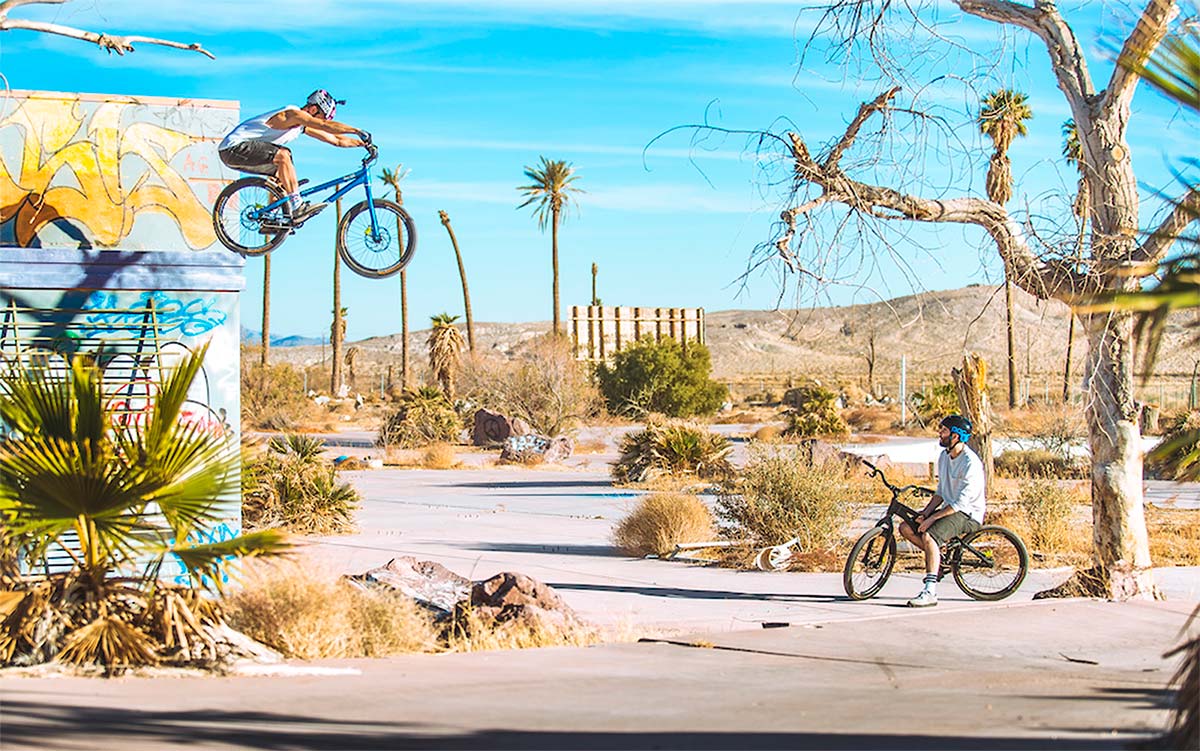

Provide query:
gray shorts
left=927, top=511, right=981, bottom=545
left=219, top=140, right=286, bottom=176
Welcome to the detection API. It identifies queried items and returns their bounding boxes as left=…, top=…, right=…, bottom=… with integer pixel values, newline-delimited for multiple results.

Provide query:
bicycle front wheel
left=213, top=177, right=289, bottom=256
left=337, top=199, right=417, bottom=279
left=843, top=527, right=896, bottom=600
left=952, top=525, right=1029, bottom=601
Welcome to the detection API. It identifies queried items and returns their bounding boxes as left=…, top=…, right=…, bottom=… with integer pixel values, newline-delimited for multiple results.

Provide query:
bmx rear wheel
left=213, top=177, right=288, bottom=256
left=952, top=525, right=1028, bottom=601
left=337, top=198, right=417, bottom=279
left=843, top=527, right=896, bottom=600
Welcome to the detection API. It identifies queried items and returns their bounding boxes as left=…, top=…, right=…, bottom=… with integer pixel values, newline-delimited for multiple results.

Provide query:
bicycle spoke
left=952, top=527, right=1027, bottom=599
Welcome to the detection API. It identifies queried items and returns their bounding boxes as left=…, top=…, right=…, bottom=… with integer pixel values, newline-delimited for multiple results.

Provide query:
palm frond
left=169, top=529, right=290, bottom=592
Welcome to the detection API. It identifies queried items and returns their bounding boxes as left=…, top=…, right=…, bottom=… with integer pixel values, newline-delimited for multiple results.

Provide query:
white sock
left=288, top=193, right=302, bottom=210
left=922, top=574, right=937, bottom=594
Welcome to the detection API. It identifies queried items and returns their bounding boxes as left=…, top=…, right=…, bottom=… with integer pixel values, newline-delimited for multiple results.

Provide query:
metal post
left=900, top=354, right=907, bottom=426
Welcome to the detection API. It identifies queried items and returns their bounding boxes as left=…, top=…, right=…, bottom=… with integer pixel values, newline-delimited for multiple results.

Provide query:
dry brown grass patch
left=224, top=562, right=439, bottom=659
left=443, top=609, right=602, bottom=652
left=421, top=442, right=460, bottom=469
left=573, top=437, right=611, bottom=454
left=1147, top=507, right=1200, bottom=566
left=613, top=492, right=715, bottom=557
left=752, top=425, right=782, bottom=442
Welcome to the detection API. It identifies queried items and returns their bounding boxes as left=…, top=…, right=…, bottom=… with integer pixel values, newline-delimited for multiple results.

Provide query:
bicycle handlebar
left=861, top=459, right=934, bottom=497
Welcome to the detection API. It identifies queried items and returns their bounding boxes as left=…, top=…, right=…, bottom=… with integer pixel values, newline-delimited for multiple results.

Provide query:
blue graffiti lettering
left=80, top=291, right=226, bottom=338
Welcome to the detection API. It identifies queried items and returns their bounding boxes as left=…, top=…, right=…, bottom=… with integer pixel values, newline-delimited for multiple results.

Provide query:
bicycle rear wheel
left=952, top=525, right=1029, bottom=601
left=843, top=526, right=896, bottom=600
left=337, top=199, right=417, bottom=279
left=212, top=177, right=289, bottom=256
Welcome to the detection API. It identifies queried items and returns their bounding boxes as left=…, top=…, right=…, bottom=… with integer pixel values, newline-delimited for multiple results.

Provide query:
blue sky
left=0, top=1, right=1192, bottom=340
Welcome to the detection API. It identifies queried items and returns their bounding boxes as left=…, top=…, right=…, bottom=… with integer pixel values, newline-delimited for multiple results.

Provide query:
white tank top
left=219, top=106, right=304, bottom=150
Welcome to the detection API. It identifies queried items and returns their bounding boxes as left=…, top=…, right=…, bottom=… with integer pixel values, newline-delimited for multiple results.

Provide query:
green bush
left=995, top=449, right=1088, bottom=479
left=1018, top=479, right=1077, bottom=552
left=241, top=357, right=314, bottom=431
left=377, top=387, right=462, bottom=448
left=243, top=434, right=360, bottom=534
left=716, top=443, right=864, bottom=550
left=781, top=382, right=848, bottom=438
left=611, top=421, right=733, bottom=483
left=595, top=337, right=728, bottom=418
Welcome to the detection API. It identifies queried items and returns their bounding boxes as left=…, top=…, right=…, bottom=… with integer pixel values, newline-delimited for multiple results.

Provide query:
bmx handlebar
left=860, top=459, right=934, bottom=497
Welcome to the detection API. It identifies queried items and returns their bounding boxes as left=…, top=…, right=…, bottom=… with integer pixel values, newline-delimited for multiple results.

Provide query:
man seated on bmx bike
left=217, top=89, right=368, bottom=224
left=898, top=414, right=986, bottom=608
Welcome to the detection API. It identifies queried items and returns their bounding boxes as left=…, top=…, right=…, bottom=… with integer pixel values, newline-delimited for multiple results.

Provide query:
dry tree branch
left=0, top=0, right=214, bottom=58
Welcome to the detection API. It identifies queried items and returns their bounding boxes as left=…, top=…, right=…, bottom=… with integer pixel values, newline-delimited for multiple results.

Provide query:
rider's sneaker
left=907, top=590, right=938, bottom=608
left=289, top=201, right=326, bottom=225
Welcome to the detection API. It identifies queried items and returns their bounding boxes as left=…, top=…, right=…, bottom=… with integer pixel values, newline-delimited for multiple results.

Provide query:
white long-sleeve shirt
left=936, top=445, right=986, bottom=523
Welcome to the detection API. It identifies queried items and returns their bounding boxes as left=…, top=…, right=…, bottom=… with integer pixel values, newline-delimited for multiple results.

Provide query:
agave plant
left=0, top=346, right=287, bottom=668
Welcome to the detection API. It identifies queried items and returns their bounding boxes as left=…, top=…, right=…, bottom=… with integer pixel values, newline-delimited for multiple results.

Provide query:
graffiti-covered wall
left=0, top=90, right=238, bottom=251
left=0, top=91, right=244, bottom=583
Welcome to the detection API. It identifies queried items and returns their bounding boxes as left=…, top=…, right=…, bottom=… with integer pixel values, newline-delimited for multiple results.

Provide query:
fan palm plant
left=0, top=346, right=287, bottom=667
left=381, top=165, right=412, bottom=388
left=978, top=88, right=1033, bottom=410
left=426, top=313, right=465, bottom=399
left=517, top=157, right=583, bottom=335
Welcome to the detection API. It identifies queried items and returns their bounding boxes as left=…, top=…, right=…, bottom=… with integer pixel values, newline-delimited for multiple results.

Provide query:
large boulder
left=472, top=409, right=535, bottom=447
left=498, top=433, right=574, bottom=465
left=346, top=557, right=471, bottom=617
left=460, top=572, right=583, bottom=631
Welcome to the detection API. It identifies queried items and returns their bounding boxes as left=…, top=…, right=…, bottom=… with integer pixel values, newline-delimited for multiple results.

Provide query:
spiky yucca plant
left=612, top=422, right=733, bottom=484
left=0, top=346, right=287, bottom=669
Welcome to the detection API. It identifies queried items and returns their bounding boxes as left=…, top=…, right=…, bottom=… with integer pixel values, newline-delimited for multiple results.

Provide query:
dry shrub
left=421, top=442, right=459, bottom=469
left=752, top=425, right=782, bottom=441
left=1018, top=479, right=1081, bottom=552
left=459, top=335, right=602, bottom=435
left=717, top=443, right=869, bottom=551
left=443, top=608, right=601, bottom=652
left=843, top=405, right=896, bottom=433
left=241, top=357, right=318, bottom=431
left=377, top=387, right=461, bottom=449
left=225, top=563, right=439, bottom=659
left=611, top=421, right=733, bottom=484
left=996, top=449, right=1088, bottom=479
left=985, top=503, right=1090, bottom=567
left=612, top=493, right=715, bottom=557
left=1147, top=507, right=1200, bottom=566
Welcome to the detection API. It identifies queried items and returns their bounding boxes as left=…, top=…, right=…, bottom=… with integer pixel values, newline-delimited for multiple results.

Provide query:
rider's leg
left=904, top=523, right=941, bottom=607
left=273, top=148, right=299, bottom=197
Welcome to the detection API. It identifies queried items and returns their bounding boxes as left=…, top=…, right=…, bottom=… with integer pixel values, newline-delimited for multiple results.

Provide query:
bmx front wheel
left=213, top=177, right=289, bottom=257
left=337, top=198, right=417, bottom=279
left=952, top=525, right=1029, bottom=601
left=843, top=527, right=896, bottom=600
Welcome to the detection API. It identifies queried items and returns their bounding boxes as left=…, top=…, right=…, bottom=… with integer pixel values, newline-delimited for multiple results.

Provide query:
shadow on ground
left=0, top=700, right=1144, bottom=750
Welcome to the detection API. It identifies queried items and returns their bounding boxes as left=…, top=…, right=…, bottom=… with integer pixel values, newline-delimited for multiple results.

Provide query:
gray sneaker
left=907, top=590, right=938, bottom=608
left=289, top=201, right=327, bottom=224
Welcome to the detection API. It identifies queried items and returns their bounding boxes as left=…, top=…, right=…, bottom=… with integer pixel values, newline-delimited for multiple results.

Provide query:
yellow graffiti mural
left=0, top=97, right=216, bottom=249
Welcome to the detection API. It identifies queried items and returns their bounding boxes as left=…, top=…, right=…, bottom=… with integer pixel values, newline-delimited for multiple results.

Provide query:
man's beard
left=939, top=434, right=954, bottom=448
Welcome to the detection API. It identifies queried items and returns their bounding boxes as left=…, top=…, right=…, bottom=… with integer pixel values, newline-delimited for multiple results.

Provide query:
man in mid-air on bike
left=898, top=414, right=986, bottom=607
left=217, top=89, right=368, bottom=224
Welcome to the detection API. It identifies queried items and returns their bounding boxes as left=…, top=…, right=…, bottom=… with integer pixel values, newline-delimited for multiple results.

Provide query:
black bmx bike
left=843, top=460, right=1029, bottom=601
left=211, top=137, right=416, bottom=279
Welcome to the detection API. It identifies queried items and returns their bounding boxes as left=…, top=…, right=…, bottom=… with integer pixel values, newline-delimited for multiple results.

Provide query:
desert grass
left=1018, top=479, right=1082, bottom=553
left=612, top=493, right=715, bottom=557
left=225, top=562, right=439, bottom=659
left=443, top=607, right=603, bottom=653
left=421, top=442, right=460, bottom=469
left=573, top=437, right=612, bottom=454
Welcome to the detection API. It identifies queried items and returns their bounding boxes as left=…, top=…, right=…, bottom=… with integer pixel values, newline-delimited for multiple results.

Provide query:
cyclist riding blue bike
left=898, top=414, right=986, bottom=608
left=218, top=89, right=368, bottom=224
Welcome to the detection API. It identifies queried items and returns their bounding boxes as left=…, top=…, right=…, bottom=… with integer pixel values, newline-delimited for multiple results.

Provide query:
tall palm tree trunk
left=439, top=211, right=475, bottom=352
left=331, top=196, right=344, bottom=395
left=261, top=254, right=271, bottom=368
left=551, top=207, right=561, bottom=335
left=401, top=270, right=409, bottom=389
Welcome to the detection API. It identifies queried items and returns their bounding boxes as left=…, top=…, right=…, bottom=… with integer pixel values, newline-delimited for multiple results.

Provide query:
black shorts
left=219, top=141, right=286, bottom=176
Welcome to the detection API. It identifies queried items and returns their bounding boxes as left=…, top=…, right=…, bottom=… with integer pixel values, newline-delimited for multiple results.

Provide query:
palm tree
left=426, top=313, right=465, bottom=399
left=331, top=196, right=345, bottom=395
left=381, top=166, right=411, bottom=388
left=438, top=210, right=475, bottom=353
left=978, top=89, right=1033, bottom=409
left=0, top=347, right=286, bottom=667
left=261, top=255, right=271, bottom=368
left=517, top=157, right=583, bottom=335
left=1061, top=119, right=1087, bottom=403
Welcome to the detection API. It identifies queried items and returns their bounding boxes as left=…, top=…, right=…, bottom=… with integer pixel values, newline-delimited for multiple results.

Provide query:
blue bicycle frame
left=252, top=152, right=382, bottom=239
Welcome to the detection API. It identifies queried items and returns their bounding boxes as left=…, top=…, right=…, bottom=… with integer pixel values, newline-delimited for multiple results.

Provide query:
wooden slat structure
left=570, top=306, right=705, bottom=362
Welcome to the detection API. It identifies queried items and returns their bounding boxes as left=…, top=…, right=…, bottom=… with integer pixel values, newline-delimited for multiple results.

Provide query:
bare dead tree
left=715, top=1, right=1200, bottom=600
left=0, top=0, right=214, bottom=58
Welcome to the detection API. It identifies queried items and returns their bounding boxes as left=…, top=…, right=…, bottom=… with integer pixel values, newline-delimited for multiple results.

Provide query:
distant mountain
left=240, top=326, right=324, bottom=348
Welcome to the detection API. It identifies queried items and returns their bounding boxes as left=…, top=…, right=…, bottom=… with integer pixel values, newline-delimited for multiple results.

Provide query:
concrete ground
left=2, top=451, right=1196, bottom=750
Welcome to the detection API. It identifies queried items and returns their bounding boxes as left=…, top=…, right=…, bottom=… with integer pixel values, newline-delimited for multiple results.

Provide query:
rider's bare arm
left=265, top=108, right=363, bottom=138
left=304, top=128, right=364, bottom=148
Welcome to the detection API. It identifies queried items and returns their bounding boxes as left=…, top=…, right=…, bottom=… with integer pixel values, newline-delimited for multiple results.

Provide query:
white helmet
left=306, top=89, right=340, bottom=120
